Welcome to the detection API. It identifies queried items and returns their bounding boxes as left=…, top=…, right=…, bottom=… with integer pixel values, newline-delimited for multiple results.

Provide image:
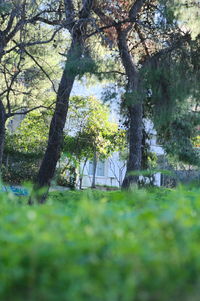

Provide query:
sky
left=71, top=78, right=122, bottom=123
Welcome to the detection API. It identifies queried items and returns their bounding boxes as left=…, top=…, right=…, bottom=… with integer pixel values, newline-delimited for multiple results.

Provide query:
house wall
left=80, top=120, right=165, bottom=188
left=81, top=152, right=126, bottom=188
left=81, top=153, right=163, bottom=188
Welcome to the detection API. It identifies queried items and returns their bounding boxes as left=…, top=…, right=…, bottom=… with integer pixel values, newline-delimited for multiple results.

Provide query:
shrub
left=1, top=186, right=200, bottom=300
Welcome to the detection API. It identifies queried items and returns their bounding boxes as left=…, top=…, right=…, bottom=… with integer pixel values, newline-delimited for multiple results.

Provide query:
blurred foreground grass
left=1, top=186, right=200, bottom=301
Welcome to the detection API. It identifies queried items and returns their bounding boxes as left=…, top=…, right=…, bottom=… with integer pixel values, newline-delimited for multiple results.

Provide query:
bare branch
left=13, top=41, right=57, bottom=93
left=5, top=18, right=27, bottom=44
left=6, top=103, right=55, bottom=118
left=3, top=8, right=16, bottom=35
left=3, top=26, right=62, bottom=57
left=87, top=18, right=153, bottom=39
left=134, top=23, right=150, bottom=58
left=94, top=70, right=126, bottom=76
left=129, top=0, right=147, bottom=21
left=19, top=26, right=62, bottom=47
left=33, top=17, right=63, bottom=26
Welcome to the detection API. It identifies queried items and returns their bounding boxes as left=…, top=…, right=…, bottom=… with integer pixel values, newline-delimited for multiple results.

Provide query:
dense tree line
left=0, top=0, right=199, bottom=203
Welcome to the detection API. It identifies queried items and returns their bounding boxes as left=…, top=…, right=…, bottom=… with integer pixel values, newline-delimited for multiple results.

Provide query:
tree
left=91, top=0, right=152, bottom=188
left=63, top=96, right=126, bottom=189
left=92, top=0, right=200, bottom=188
left=33, top=0, right=99, bottom=203
left=0, top=0, right=62, bottom=171
left=6, top=110, right=50, bottom=156
left=3, top=110, right=50, bottom=183
left=144, top=35, right=200, bottom=166
left=172, top=0, right=200, bottom=39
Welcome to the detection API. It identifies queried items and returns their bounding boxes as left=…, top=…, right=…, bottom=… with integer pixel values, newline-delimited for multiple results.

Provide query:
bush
left=2, top=153, right=41, bottom=184
left=1, top=186, right=200, bottom=300
left=2, top=161, right=39, bottom=184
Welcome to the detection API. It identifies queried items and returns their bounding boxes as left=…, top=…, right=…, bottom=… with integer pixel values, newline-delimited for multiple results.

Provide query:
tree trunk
left=29, top=0, right=94, bottom=204
left=117, top=27, right=143, bottom=189
left=122, top=103, right=143, bottom=188
left=79, top=175, right=83, bottom=190
left=91, top=152, right=97, bottom=188
left=36, top=66, right=75, bottom=189
left=30, top=33, right=86, bottom=204
left=0, top=99, right=6, bottom=173
left=79, top=158, right=87, bottom=189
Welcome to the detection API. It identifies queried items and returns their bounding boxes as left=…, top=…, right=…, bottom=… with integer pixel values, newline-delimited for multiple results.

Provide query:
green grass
left=1, top=186, right=200, bottom=300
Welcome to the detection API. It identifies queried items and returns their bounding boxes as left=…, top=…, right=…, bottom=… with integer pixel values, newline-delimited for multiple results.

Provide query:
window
left=97, top=160, right=105, bottom=176
left=88, top=160, right=105, bottom=177
left=89, top=161, right=94, bottom=175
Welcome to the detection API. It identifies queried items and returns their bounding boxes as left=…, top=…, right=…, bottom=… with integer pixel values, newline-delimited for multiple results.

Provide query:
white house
left=68, top=82, right=165, bottom=188
left=77, top=119, right=165, bottom=189
left=81, top=152, right=126, bottom=188
left=8, top=79, right=165, bottom=188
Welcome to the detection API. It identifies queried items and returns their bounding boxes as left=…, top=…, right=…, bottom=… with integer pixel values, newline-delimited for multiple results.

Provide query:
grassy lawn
left=0, top=186, right=200, bottom=300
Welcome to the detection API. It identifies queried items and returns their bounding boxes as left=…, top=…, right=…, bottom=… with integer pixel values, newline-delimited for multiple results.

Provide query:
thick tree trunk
left=0, top=99, right=6, bottom=173
left=31, top=33, right=87, bottom=204
left=117, top=28, right=143, bottom=189
left=29, top=0, right=94, bottom=204
left=122, top=103, right=143, bottom=188
left=36, top=68, right=75, bottom=188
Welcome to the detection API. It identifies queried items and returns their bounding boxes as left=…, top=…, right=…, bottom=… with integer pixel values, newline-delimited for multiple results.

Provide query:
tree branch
left=6, top=103, right=55, bottom=118
left=14, top=42, right=57, bottom=93
left=79, top=0, right=94, bottom=18
left=3, top=26, right=62, bottom=57
left=64, top=0, right=76, bottom=31
left=135, top=23, right=150, bottom=58
left=143, top=32, right=191, bottom=68
left=3, top=8, right=16, bottom=35
left=94, top=70, right=126, bottom=76
left=129, top=0, right=147, bottom=21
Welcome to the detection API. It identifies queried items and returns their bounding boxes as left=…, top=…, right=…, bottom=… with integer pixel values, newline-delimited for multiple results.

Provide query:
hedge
left=0, top=187, right=200, bottom=300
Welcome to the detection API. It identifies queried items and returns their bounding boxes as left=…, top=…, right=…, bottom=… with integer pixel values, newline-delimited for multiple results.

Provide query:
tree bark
left=0, top=99, right=6, bottom=173
left=36, top=61, right=75, bottom=188
left=29, top=35, right=88, bottom=204
left=122, top=104, right=143, bottom=188
left=117, top=28, right=143, bottom=189
left=31, top=38, right=80, bottom=204
left=32, top=0, right=94, bottom=203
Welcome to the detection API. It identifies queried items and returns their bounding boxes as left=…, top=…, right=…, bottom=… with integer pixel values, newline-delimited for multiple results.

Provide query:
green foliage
left=65, top=96, right=126, bottom=158
left=6, top=111, right=50, bottom=156
left=61, top=96, right=126, bottom=186
left=2, top=156, right=40, bottom=184
left=0, top=1, right=12, bottom=13
left=2, top=186, right=200, bottom=300
left=3, top=111, right=50, bottom=184
left=3, top=96, right=125, bottom=185
left=173, top=0, right=200, bottom=39
left=65, top=48, right=98, bottom=78
left=144, top=38, right=200, bottom=166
